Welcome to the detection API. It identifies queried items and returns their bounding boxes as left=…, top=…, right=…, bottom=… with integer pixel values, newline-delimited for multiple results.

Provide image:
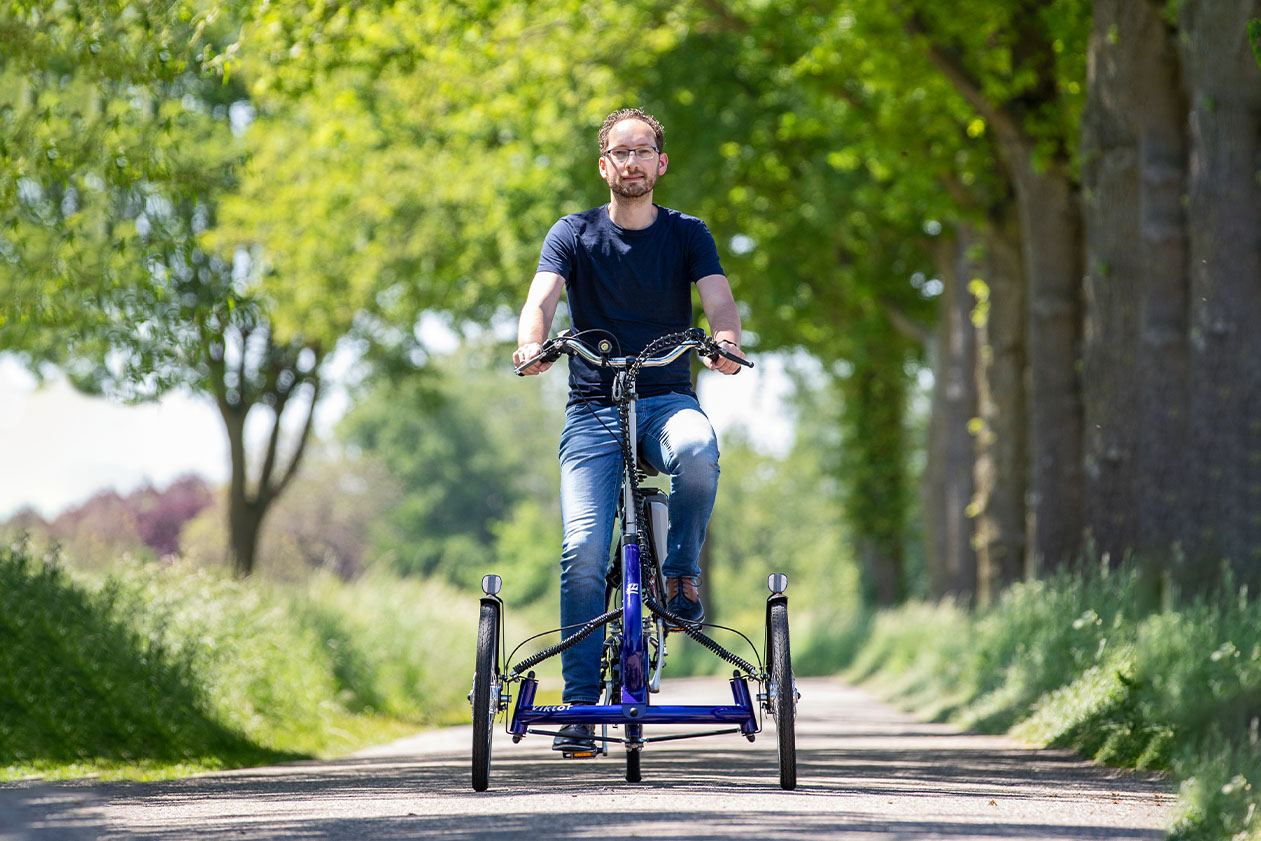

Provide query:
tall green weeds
left=292, top=572, right=477, bottom=722
left=0, top=541, right=479, bottom=779
left=827, top=563, right=1261, bottom=840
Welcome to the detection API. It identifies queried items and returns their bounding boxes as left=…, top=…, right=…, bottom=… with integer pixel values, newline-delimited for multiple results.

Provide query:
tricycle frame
left=476, top=329, right=795, bottom=788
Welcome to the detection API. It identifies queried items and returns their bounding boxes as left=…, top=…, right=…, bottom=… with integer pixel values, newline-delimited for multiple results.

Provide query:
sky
left=0, top=346, right=797, bottom=521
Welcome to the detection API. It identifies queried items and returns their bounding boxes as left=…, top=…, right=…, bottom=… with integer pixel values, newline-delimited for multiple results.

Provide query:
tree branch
left=881, top=299, right=933, bottom=346
left=201, top=315, right=232, bottom=417
left=904, top=10, right=1029, bottom=154
left=232, top=324, right=253, bottom=409
left=273, top=371, right=322, bottom=500
left=697, top=0, right=749, bottom=32
left=256, top=380, right=291, bottom=508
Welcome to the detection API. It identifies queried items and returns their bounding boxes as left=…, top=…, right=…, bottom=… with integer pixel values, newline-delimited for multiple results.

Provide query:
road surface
left=0, top=678, right=1174, bottom=840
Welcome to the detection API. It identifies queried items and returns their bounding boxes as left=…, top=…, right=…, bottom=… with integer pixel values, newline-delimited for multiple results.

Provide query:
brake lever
left=702, top=340, right=755, bottom=369
left=514, top=343, right=563, bottom=376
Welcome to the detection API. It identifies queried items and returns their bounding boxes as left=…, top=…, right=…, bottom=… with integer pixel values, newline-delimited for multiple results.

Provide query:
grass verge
left=0, top=541, right=480, bottom=781
left=827, top=563, right=1261, bottom=840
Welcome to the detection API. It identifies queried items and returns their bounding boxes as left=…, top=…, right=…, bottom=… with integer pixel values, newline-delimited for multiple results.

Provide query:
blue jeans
left=557, top=391, right=720, bottom=703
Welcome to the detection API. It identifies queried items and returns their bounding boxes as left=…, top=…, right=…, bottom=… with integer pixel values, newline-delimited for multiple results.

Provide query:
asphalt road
left=1, top=678, right=1174, bottom=840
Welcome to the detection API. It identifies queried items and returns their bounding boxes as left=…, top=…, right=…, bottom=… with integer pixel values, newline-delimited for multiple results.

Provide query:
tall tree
left=923, top=228, right=979, bottom=602
left=972, top=207, right=1029, bottom=604
left=1178, top=0, right=1261, bottom=578
left=903, top=0, right=1090, bottom=575
left=0, top=0, right=238, bottom=355
left=0, top=0, right=326, bottom=577
left=1080, top=0, right=1189, bottom=568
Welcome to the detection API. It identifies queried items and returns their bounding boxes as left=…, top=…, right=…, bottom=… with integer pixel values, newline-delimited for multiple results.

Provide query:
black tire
left=626, top=748, right=641, bottom=782
left=769, top=601, right=797, bottom=790
left=471, top=602, right=499, bottom=792
left=625, top=722, right=642, bottom=782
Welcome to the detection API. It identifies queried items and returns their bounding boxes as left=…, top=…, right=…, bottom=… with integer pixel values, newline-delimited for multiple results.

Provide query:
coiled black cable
left=642, top=593, right=759, bottom=676
left=509, top=607, right=623, bottom=678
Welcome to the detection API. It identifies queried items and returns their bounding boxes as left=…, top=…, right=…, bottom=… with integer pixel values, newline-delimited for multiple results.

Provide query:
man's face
left=598, top=119, right=668, bottom=199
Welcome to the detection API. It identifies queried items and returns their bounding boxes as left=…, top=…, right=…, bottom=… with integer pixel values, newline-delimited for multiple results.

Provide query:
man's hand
left=702, top=340, right=746, bottom=375
left=513, top=342, right=554, bottom=376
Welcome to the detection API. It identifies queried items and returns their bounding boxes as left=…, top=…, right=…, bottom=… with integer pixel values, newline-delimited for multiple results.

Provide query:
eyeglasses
left=603, top=146, right=659, bottom=164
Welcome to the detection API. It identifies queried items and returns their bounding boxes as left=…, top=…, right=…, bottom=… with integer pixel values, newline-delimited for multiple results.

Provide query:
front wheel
left=471, top=601, right=499, bottom=792
left=769, top=601, right=797, bottom=790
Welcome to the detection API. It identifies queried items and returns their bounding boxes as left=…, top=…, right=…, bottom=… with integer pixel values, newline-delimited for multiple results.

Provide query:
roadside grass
left=0, top=541, right=482, bottom=781
left=824, top=563, right=1261, bottom=841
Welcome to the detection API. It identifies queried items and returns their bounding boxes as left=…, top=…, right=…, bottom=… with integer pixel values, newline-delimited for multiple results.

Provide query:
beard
left=609, top=172, right=655, bottom=198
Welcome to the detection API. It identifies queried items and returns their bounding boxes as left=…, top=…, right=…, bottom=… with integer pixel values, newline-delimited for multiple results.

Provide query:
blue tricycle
left=471, top=329, right=798, bottom=790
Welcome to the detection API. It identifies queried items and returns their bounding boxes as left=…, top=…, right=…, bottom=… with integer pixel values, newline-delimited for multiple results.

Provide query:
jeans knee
left=560, top=541, right=607, bottom=590
left=673, top=439, right=720, bottom=487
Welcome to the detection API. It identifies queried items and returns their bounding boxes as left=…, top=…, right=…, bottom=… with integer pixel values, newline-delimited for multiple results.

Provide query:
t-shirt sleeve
left=687, top=220, right=725, bottom=282
left=536, top=218, right=574, bottom=278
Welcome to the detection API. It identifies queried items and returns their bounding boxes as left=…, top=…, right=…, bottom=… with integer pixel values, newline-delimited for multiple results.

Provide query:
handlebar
left=514, top=328, right=754, bottom=377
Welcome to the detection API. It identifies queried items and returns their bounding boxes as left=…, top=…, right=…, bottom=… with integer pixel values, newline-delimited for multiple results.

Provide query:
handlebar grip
left=514, top=345, right=562, bottom=376
left=717, top=347, right=755, bottom=368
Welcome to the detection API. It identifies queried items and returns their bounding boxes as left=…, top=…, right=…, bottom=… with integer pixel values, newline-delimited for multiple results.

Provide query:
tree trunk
left=1080, top=0, right=1145, bottom=565
left=1178, top=0, right=1261, bottom=581
left=1009, top=157, right=1084, bottom=575
left=924, top=228, right=979, bottom=602
left=229, top=491, right=267, bottom=579
left=221, top=405, right=264, bottom=579
left=1132, top=0, right=1191, bottom=571
left=213, top=343, right=322, bottom=579
left=916, top=23, right=1086, bottom=576
left=974, top=212, right=1029, bottom=605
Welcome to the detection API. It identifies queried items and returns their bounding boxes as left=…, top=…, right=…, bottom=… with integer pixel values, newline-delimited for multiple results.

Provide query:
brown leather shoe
left=665, top=576, right=704, bottom=623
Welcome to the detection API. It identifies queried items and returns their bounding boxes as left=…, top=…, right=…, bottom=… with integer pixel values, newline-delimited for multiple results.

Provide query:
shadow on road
left=94, top=716, right=1170, bottom=840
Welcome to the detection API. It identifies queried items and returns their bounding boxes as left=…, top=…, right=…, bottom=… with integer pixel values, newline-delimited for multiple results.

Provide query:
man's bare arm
left=514, top=271, right=566, bottom=375
left=696, top=274, right=745, bottom=375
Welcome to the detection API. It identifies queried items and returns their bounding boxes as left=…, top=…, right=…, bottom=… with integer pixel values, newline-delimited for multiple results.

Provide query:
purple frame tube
left=620, top=539, right=647, bottom=704
left=510, top=674, right=757, bottom=734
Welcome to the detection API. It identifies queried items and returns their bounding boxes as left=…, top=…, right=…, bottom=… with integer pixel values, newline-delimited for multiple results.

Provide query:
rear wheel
left=626, top=723, right=642, bottom=782
left=626, top=747, right=641, bottom=782
left=769, top=601, right=797, bottom=790
left=471, top=602, right=499, bottom=792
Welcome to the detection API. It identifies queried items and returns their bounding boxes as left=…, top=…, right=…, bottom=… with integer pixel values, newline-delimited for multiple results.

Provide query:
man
left=513, top=107, right=745, bottom=753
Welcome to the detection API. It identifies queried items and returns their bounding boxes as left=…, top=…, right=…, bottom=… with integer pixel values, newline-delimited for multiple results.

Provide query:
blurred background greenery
left=3, top=1, right=1261, bottom=837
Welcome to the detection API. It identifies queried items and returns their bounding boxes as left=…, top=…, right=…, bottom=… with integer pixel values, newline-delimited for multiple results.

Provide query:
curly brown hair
left=598, top=108, right=665, bottom=153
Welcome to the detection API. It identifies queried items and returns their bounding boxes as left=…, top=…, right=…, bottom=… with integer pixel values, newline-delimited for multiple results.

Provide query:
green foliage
left=339, top=346, right=564, bottom=589
left=837, top=338, right=917, bottom=603
left=1171, top=737, right=1261, bottom=841
left=290, top=572, right=477, bottom=722
left=1248, top=19, right=1261, bottom=70
left=99, top=558, right=341, bottom=750
left=0, top=540, right=477, bottom=778
left=0, top=0, right=247, bottom=365
left=220, top=0, right=649, bottom=349
left=834, top=563, right=1261, bottom=840
left=667, top=389, right=864, bottom=677
left=0, top=540, right=299, bottom=772
left=490, top=497, right=562, bottom=605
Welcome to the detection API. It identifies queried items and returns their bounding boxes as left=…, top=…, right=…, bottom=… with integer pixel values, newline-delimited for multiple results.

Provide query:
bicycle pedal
left=562, top=750, right=599, bottom=760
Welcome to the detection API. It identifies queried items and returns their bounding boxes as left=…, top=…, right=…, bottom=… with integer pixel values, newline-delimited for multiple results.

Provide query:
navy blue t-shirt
left=537, top=205, right=725, bottom=405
